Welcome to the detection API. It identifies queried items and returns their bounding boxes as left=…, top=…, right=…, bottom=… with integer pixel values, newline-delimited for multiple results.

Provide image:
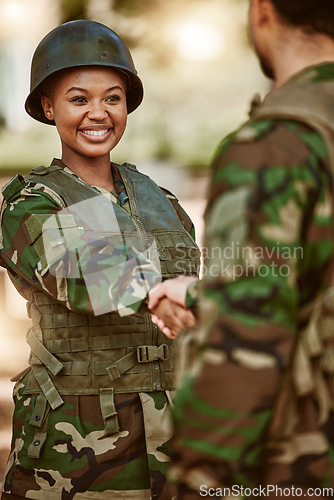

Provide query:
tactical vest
left=7, top=161, right=200, bottom=447
left=250, top=72, right=334, bottom=171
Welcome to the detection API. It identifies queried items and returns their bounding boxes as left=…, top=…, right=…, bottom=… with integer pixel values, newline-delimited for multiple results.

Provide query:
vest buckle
left=137, top=345, right=169, bottom=363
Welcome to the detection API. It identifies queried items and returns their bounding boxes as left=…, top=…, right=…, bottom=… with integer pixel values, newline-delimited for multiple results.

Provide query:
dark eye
left=106, top=94, right=121, bottom=103
left=70, top=96, right=88, bottom=103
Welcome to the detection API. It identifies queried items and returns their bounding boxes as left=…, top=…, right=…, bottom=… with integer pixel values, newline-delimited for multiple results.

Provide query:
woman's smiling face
left=41, top=66, right=128, bottom=166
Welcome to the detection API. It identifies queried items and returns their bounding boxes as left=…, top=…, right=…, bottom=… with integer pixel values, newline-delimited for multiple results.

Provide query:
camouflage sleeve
left=171, top=119, right=334, bottom=494
left=185, top=280, right=199, bottom=309
left=0, top=181, right=161, bottom=316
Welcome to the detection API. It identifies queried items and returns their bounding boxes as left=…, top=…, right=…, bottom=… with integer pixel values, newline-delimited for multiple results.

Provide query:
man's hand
left=148, top=276, right=198, bottom=310
left=151, top=298, right=196, bottom=339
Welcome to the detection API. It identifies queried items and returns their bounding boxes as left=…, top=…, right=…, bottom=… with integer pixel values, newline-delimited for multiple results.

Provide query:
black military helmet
left=25, top=20, right=144, bottom=124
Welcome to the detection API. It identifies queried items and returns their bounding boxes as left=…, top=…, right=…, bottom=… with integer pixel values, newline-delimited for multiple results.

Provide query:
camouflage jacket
left=172, top=63, right=334, bottom=498
left=0, top=160, right=198, bottom=499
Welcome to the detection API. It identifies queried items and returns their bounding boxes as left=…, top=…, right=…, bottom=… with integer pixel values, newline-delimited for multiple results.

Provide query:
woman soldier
left=0, top=20, right=199, bottom=499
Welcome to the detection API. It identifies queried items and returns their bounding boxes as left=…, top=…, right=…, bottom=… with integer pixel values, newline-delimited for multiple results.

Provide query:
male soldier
left=148, top=0, right=334, bottom=496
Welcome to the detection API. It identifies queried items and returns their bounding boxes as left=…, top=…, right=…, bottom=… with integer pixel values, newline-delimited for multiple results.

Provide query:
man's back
left=172, top=62, right=334, bottom=496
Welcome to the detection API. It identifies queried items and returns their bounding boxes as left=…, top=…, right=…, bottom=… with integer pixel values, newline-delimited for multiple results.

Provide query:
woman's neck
left=61, top=154, right=115, bottom=192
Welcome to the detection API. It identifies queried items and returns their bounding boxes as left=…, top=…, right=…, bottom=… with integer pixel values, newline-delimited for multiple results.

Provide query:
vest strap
left=251, top=79, right=334, bottom=174
left=30, top=363, right=64, bottom=410
left=61, top=361, right=90, bottom=376
left=29, top=393, right=49, bottom=428
left=99, top=389, right=120, bottom=435
left=27, top=328, right=63, bottom=376
left=27, top=429, right=48, bottom=459
left=27, top=394, right=50, bottom=459
left=106, top=345, right=170, bottom=381
left=27, top=328, right=64, bottom=410
left=44, top=333, right=148, bottom=354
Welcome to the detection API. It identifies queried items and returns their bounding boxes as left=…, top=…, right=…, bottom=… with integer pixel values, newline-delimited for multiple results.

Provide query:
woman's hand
left=148, top=276, right=198, bottom=310
left=150, top=297, right=196, bottom=339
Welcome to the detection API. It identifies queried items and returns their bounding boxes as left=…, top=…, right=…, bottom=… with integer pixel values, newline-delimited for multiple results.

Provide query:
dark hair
left=39, top=73, right=57, bottom=99
left=271, top=0, right=334, bottom=39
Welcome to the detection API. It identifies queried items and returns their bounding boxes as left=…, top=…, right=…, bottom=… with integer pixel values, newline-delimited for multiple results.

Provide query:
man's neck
left=272, top=31, right=334, bottom=88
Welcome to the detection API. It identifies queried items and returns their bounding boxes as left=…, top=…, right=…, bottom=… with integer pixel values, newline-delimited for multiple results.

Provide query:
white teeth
left=81, top=129, right=109, bottom=137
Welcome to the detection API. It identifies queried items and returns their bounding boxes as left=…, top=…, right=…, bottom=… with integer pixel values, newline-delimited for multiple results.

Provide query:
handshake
left=148, top=276, right=198, bottom=339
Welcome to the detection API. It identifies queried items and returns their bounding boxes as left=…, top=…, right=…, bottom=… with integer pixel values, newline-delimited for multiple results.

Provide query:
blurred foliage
left=112, top=0, right=161, bottom=14
left=59, top=0, right=199, bottom=63
left=58, top=0, right=252, bottom=72
left=60, top=0, right=90, bottom=22
left=60, top=0, right=163, bottom=25
left=0, top=113, right=5, bottom=136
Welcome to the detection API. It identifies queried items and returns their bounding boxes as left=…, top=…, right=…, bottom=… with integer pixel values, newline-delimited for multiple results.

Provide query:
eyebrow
left=65, top=85, right=124, bottom=95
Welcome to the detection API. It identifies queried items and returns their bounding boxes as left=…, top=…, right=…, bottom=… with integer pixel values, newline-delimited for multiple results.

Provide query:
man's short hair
left=271, top=0, right=334, bottom=39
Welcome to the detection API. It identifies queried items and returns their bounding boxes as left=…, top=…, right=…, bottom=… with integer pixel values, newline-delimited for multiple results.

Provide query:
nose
left=87, top=100, right=108, bottom=120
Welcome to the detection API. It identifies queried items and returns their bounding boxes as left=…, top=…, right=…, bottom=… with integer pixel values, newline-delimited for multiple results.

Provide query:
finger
left=157, top=317, right=169, bottom=331
left=148, top=283, right=166, bottom=309
left=151, top=313, right=176, bottom=339
left=161, top=326, right=176, bottom=339
left=151, top=314, right=160, bottom=326
left=152, top=313, right=176, bottom=338
left=186, top=310, right=196, bottom=327
left=151, top=314, right=175, bottom=339
left=151, top=298, right=189, bottom=334
left=151, top=314, right=169, bottom=332
left=175, top=308, right=196, bottom=329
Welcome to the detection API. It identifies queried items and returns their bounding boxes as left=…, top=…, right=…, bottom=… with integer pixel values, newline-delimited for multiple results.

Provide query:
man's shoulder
left=214, top=116, right=326, bottom=168
left=207, top=117, right=328, bottom=209
left=212, top=117, right=279, bottom=160
left=234, top=118, right=277, bottom=143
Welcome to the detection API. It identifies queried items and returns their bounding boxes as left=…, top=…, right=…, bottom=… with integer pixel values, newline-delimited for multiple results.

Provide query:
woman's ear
left=41, top=96, right=54, bottom=121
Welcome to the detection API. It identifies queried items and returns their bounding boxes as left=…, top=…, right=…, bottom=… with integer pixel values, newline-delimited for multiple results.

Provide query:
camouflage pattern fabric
left=0, top=161, right=196, bottom=499
left=3, top=374, right=175, bottom=499
left=0, top=161, right=195, bottom=317
left=171, top=63, right=334, bottom=498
